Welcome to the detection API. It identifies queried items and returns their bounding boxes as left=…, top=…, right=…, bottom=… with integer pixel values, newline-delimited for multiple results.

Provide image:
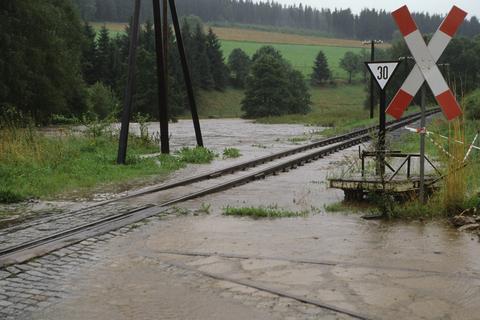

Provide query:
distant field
left=92, top=22, right=367, bottom=79
left=220, top=40, right=362, bottom=79
left=210, top=26, right=371, bottom=48
left=90, top=22, right=126, bottom=37
left=190, top=84, right=369, bottom=130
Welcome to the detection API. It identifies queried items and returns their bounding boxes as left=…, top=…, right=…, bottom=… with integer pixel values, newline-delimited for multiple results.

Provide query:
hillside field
left=220, top=40, right=361, bottom=78
left=92, top=22, right=366, bottom=79
left=195, top=84, right=370, bottom=130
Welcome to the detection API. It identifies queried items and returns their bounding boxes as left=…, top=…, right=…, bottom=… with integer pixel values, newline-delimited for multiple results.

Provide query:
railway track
left=0, top=109, right=440, bottom=267
left=0, top=109, right=445, bottom=320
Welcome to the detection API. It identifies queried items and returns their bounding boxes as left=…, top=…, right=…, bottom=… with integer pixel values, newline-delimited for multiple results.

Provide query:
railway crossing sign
left=365, top=61, right=400, bottom=90
left=387, top=5, right=467, bottom=121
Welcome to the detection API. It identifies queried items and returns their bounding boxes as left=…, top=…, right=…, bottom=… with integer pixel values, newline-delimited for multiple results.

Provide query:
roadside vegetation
left=223, top=205, right=308, bottom=219
left=0, top=111, right=216, bottom=204
left=328, top=100, right=480, bottom=220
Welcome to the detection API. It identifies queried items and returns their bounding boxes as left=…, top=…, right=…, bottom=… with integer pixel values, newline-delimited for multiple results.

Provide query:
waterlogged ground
left=26, top=144, right=480, bottom=320
left=1, top=119, right=322, bottom=223
left=5, top=117, right=480, bottom=319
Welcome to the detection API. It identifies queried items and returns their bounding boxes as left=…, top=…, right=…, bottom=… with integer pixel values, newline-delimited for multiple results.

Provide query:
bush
left=223, top=147, right=241, bottom=158
left=0, top=190, right=25, bottom=204
left=51, top=114, right=80, bottom=125
left=242, top=46, right=311, bottom=118
left=177, top=147, right=216, bottom=164
left=463, top=89, right=480, bottom=120
left=86, top=82, right=120, bottom=120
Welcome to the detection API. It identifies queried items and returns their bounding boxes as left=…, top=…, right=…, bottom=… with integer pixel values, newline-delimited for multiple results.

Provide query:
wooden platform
left=329, top=175, right=438, bottom=201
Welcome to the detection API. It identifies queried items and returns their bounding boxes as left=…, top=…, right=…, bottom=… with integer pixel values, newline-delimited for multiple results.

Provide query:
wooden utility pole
left=168, top=0, right=204, bottom=147
left=117, top=0, right=142, bottom=164
left=152, top=0, right=170, bottom=154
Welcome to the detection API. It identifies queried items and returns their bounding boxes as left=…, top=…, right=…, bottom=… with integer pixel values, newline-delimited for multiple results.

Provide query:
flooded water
left=12, top=117, right=480, bottom=319
left=130, top=119, right=320, bottom=149
left=31, top=144, right=480, bottom=320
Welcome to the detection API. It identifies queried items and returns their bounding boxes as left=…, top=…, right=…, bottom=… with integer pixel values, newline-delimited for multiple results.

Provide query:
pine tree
left=288, top=70, right=311, bottom=114
left=311, top=51, right=331, bottom=85
left=166, top=26, right=187, bottom=119
left=94, top=26, right=113, bottom=86
left=206, top=28, right=228, bottom=90
left=81, top=23, right=98, bottom=85
left=228, top=48, right=251, bottom=88
left=242, top=47, right=311, bottom=118
left=0, top=0, right=87, bottom=122
left=192, top=24, right=213, bottom=90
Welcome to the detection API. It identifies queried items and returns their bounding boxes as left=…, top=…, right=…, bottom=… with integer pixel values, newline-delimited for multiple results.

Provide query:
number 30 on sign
left=365, top=61, right=401, bottom=91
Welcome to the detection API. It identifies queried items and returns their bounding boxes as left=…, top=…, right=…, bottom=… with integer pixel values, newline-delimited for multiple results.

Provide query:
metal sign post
left=365, top=61, right=401, bottom=176
left=419, top=85, right=426, bottom=203
left=362, top=40, right=384, bottom=119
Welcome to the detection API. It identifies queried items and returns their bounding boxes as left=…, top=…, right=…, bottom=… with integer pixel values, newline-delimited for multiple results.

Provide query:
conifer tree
left=242, top=47, right=311, bottom=118
left=94, top=26, right=113, bottom=86
left=311, top=51, right=331, bottom=85
left=206, top=28, right=228, bottom=90
left=191, top=24, right=214, bottom=90
left=81, top=23, right=98, bottom=85
left=228, top=48, right=251, bottom=88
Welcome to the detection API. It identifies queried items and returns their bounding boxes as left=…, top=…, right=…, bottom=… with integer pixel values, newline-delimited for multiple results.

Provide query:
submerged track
left=0, top=109, right=444, bottom=320
left=0, top=109, right=440, bottom=266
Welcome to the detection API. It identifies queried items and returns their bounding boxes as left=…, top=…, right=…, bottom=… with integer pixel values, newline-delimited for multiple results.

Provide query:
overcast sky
left=273, top=0, right=480, bottom=17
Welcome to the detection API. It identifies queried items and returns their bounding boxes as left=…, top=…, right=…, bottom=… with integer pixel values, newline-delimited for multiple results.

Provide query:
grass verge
left=223, top=205, right=307, bottom=218
left=0, top=126, right=216, bottom=203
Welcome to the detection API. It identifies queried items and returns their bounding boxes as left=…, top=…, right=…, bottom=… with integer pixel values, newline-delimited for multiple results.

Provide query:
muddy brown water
left=28, top=143, right=480, bottom=320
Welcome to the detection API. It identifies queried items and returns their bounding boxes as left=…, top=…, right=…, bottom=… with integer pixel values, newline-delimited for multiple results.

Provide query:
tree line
left=75, top=0, right=480, bottom=41
left=0, top=0, right=310, bottom=123
left=2, top=0, right=480, bottom=125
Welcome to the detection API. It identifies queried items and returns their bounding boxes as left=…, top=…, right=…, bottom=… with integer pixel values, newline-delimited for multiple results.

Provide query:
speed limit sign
left=365, top=61, right=400, bottom=90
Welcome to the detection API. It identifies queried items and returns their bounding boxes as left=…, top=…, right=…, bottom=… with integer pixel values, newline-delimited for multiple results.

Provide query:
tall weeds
left=441, top=119, right=467, bottom=213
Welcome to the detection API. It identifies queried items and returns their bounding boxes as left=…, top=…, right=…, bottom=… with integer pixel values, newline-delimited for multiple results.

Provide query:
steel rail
left=0, top=109, right=440, bottom=266
left=155, top=249, right=480, bottom=280
left=164, top=259, right=374, bottom=320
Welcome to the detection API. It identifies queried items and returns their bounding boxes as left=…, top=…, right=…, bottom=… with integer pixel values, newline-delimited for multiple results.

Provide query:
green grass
left=197, top=88, right=244, bottom=118
left=221, top=40, right=362, bottom=78
left=329, top=117, right=480, bottom=220
left=223, top=205, right=307, bottom=218
left=196, top=84, right=372, bottom=134
left=90, top=22, right=126, bottom=38
left=258, top=84, right=369, bottom=128
left=324, top=201, right=374, bottom=213
left=176, top=147, right=216, bottom=164
left=0, top=128, right=217, bottom=203
left=391, top=117, right=480, bottom=206
left=222, top=147, right=241, bottom=159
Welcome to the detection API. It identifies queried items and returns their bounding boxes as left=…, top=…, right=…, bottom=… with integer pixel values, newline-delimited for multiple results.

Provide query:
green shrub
left=51, top=114, right=80, bottom=125
left=86, top=82, right=120, bottom=120
left=223, top=205, right=307, bottom=218
left=177, top=147, right=216, bottom=164
left=223, top=147, right=241, bottom=158
left=463, top=89, right=480, bottom=120
left=0, top=190, right=25, bottom=204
